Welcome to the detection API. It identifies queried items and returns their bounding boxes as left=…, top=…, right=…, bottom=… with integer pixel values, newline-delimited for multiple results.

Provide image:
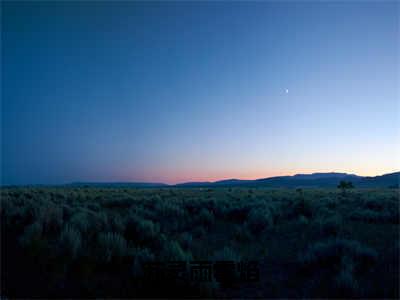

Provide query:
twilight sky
left=2, top=1, right=399, bottom=185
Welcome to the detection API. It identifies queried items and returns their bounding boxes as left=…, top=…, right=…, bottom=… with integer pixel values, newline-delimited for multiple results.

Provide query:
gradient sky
left=2, top=1, right=399, bottom=185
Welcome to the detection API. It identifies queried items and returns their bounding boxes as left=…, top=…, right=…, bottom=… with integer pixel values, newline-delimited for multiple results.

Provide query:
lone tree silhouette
left=337, top=180, right=354, bottom=195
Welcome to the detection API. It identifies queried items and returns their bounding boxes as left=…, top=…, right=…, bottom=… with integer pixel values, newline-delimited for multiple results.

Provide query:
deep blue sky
left=2, top=1, right=399, bottom=184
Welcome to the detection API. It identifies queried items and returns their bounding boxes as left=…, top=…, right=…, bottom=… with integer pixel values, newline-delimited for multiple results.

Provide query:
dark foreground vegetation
left=1, top=187, right=399, bottom=298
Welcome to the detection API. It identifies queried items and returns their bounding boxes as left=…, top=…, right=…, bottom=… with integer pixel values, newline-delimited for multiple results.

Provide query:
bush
left=192, top=226, right=206, bottom=238
left=292, top=197, right=314, bottom=218
left=108, top=213, right=125, bottom=233
left=131, top=247, right=155, bottom=277
left=160, top=240, right=192, bottom=261
left=97, top=232, right=127, bottom=262
left=299, top=238, right=378, bottom=272
left=125, top=216, right=159, bottom=245
left=225, top=205, right=250, bottom=223
left=156, top=201, right=186, bottom=218
left=42, top=204, right=63, bottom=234
left=234, top=225, right=252, bottom=242
left=68, top=211, right=91, bottom=233
left=101, top=197, right=134, bottom=209
left=178, top=232, right=193, bottom=250
left=350, top=208, right=399, bottom=224
left=335, top=255, right=359, bottom=295
left=299, top=238, right=378, bottom=297
left=211, top=247, right=241, bottom=287
left=247, top=207, right=273, bottom=234
left=316, top=214, right=343, bottom=237
left=59, top=226, right=82, bottom=258
left=19, top=222, right=42, bottom=248
left=197, top=208, right=214, bottom=227
left=211, top=246, right=241, bottom=261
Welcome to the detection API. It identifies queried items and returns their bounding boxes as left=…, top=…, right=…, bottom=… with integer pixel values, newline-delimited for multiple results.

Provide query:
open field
left=1, top=187, right=399, bottom=298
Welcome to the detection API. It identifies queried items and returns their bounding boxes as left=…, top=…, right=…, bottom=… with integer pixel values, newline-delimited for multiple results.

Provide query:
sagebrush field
left=1, top=187, right=399, bottom=298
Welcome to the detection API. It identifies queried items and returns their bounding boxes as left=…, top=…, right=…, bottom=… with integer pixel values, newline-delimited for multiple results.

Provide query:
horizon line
left=1, top=170, right=399, bottom=187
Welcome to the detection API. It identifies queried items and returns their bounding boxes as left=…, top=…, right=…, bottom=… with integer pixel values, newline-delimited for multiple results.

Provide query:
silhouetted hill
left=357, top=172, right=400, bottom=188
left=291, top=172, right=360, bottom=179
left=175, top=172, right=398, bottom=188
left=58, top=171, right=400, bottom=189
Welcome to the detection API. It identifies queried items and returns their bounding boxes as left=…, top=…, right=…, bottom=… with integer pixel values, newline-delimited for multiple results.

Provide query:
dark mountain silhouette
left=66, top=172, right=399, bottom=188
left=357, top=172, right=400, bottom=188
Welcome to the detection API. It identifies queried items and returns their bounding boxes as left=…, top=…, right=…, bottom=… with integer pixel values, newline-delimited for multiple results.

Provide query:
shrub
left=316, top=214, right=343, bottom=237
left=62, top=204, right=74, bottom=221
left=247, top=207, right=273, bottom=234
left=225, top=204, right=250, bottom=223
left=335, top=255, right=358, bottom=295
left=192, top=226, right=206, bottom=238
left=292, top=197, right=314, bottom=218
left=299, top=239, right=377, bottom=297
left=156, top=201, right=186, bottom=218
left=97, top=232, right=127, bottom=262
left=350, top=208, right=399, bottom=224
left=19, top=222, right=42, bottom=248
left=233, top=225, right=252, bottom=242
left=211, top=246, right=241, bottom=261
left=131, top=247, right=155, bottom=277
left=298, top=215, right=309, bottom=225
left=299, top=238, right=378, bottom=272
left=101, top=197, right=134, bottom=209
left=59, top=226, right=82, bottom=258
left=108, top=213, right=125, bottom=233
left=211, top=247, right=241, bottom=287
left=178, top=232, right=193, bottom=250
left=197, top=208, right=214, bottom=227
left=125, top=216, right=159, bottom=244
left=68, top=211, right=91, bottom=233
left=86, top=202, right=100, bottom=212
left=42, top=204, right=63, bottom=234
left=160, top=240, right=192, bottom=261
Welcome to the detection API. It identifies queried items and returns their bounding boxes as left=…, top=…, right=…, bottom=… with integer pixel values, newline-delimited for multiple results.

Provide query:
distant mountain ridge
left=66, top=172, right=399, bottom=188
